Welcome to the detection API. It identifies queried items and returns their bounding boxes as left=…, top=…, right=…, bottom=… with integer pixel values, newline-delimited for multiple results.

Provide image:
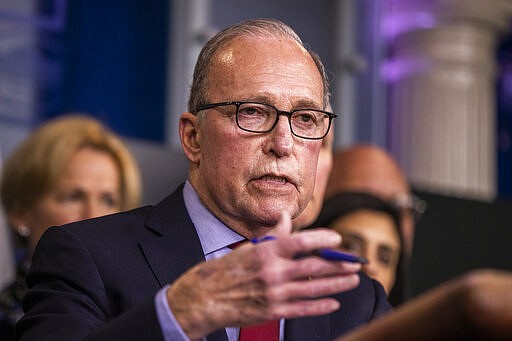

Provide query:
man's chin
left=253, top=204, right=298, bottom=224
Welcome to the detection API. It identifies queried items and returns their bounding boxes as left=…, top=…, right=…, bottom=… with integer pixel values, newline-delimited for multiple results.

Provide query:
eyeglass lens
left=236, top=102, right=330, bottom=139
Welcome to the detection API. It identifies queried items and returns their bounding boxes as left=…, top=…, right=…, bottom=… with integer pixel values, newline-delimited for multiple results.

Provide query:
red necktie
left=239, top=320, right=279, bottom=341
left=228, top=241, right=280, bottom=341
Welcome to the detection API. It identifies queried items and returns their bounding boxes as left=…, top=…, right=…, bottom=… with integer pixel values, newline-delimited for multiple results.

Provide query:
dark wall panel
left=410, top=191, right=512, bottom=297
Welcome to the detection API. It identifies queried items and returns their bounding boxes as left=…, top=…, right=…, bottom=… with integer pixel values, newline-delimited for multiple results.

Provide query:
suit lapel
left=139, top=185, right=206, bottom=286
left=285, top=315, right=331, bottom=341
left=139, top=233, right=204, bottom=287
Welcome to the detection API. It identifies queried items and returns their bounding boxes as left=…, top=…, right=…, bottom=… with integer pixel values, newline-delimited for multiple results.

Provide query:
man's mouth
left=259, top=175, right=289, bottom=184
left=249, top=173, right=297, bottom=195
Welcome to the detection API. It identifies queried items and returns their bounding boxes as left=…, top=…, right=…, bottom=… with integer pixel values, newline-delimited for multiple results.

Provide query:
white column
left=383, top=0, right=512, bottom=200
left=166, top=0, right=213, bottom=148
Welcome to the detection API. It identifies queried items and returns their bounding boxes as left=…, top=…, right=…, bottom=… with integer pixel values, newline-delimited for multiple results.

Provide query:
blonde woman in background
left=0, top=114, right=141, bottom=339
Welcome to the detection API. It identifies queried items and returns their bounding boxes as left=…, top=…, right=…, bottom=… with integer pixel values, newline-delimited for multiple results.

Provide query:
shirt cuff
left=155, top=285, right=190, bottom=341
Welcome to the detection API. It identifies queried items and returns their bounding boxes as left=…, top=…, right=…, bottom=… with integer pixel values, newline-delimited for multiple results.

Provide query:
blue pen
left=251, top=236, right=368, bottom=264
left=311, top=248, right=368, bottom=264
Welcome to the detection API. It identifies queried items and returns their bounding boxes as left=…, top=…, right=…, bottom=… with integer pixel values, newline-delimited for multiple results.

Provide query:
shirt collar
left=183, top=180, right=244, bottom=257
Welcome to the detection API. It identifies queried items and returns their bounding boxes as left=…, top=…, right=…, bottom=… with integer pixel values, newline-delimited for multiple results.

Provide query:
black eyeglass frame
left=194, top=101, right=338, bottom=140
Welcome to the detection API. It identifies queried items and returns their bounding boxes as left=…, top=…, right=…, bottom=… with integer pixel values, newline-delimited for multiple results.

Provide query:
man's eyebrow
left=241, top=95, right=323, bottom=110
left=293, top=99, right=324, bottom=109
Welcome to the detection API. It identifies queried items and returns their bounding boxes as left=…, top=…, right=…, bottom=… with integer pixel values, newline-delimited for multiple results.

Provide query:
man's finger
left=273, top=211, right=292, bottom=238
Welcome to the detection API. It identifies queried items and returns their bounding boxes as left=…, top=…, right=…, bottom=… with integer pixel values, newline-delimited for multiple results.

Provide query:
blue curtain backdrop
left=36, top=0, right=168, bottom=142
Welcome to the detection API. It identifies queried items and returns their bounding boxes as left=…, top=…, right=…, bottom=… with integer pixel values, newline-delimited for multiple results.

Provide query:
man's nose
left=263, top=115, right=293, bottom=157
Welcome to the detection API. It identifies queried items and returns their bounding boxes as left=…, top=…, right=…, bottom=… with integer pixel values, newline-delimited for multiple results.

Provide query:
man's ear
left=179, top=112, right=201, bottom=163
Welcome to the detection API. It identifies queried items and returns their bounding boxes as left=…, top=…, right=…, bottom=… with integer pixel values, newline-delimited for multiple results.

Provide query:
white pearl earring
left=16, top=225, right=31, bottom=237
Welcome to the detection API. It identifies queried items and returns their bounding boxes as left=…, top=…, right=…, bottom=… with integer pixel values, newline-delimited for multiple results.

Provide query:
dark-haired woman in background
left=314, top=191, right=404, bottom=305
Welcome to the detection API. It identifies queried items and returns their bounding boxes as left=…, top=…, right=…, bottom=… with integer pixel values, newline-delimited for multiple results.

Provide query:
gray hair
left=188, top=18, right=330, bottom=113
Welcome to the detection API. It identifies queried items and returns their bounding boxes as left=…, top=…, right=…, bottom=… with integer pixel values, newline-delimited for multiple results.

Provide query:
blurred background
left=0, top=0, right=511, bottom=299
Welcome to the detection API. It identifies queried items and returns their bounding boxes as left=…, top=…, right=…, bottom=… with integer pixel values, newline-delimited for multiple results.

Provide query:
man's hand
left=167, top=212, right=361, bottom=340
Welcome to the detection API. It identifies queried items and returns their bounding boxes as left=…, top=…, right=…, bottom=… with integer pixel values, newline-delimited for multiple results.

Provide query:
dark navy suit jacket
left=17, top=185, right=391, bottom=341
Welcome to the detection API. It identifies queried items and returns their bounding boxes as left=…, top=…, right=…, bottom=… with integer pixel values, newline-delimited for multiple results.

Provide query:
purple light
left=381, top=58, right=432, bottom=82
left=381, top=11, right=436, bottom=40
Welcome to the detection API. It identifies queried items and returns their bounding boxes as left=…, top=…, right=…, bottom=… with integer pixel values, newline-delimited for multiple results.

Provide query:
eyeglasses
left=194, top=101, right=338, bottom=140
left=392, top=194, right=427, bottom=223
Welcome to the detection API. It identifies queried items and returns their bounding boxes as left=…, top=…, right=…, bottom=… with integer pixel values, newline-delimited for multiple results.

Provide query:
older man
left=18, top=19, right=390, bottom=341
